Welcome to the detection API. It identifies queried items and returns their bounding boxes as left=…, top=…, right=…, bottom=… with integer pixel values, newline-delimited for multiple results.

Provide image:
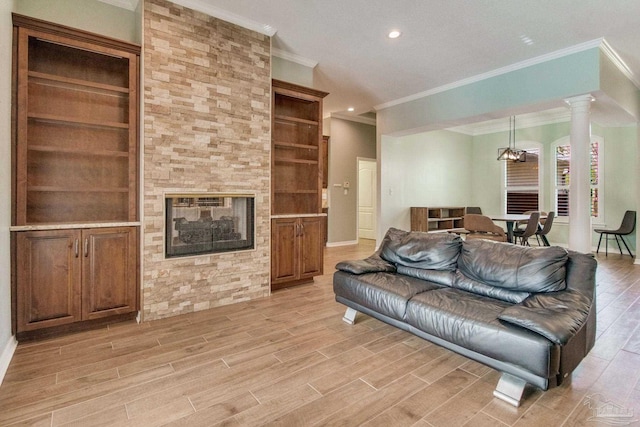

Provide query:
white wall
left=379, top=130, right=474, bottom=234
left=0, top=0, right=17, bottom=385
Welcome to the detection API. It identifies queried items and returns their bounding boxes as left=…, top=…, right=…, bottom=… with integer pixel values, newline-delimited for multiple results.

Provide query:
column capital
left=564, top=94, right=594, bottom=109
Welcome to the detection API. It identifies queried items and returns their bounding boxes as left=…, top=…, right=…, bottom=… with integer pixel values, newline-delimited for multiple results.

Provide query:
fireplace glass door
left=165, top=194, right=255, bottom=258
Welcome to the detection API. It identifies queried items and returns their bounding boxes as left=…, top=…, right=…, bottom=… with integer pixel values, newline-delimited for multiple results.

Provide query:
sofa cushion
left=458, top=240, right=568, bottom=293
left=333, top=270, right=442, bottom=321
left=405, top=288, right=558, bottom=378
left=397, top=265, right=455, bottom=287
left=379, top=228, right=462, bottom=271
left=498, top=290, right=592, bottom=344
left=335, top=256, right=396, bottom=275
left=452, top=271, right=530, bottom=304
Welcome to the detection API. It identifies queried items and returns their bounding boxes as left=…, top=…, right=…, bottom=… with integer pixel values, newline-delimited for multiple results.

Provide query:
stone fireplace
left=143, top=0, right=271, bottom=320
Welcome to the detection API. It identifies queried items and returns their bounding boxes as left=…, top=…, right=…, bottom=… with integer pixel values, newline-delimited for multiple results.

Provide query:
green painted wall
left=378, top=48, right=601, bottom=136
left=272, top=57, right=314, bottom=88
left=13, top=0, right=139, bottom=43
left=0, top=0, right=15, bottom=380
left=379, top=130, right=473, bottom=233
left=383, top=120, right=637, bottom=250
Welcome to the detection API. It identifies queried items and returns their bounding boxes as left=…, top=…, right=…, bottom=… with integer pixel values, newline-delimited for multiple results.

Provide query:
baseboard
left=0, top=335, right=17, bottom=386
left=326, top=240, right=359, bottom=248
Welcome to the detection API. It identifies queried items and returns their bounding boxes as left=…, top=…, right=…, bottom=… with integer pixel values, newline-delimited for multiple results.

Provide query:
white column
left=565, top=94, right=594, bottom=253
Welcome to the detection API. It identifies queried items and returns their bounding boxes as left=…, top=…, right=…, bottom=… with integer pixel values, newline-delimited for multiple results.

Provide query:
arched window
left=504, top=141, right=542, bottom=214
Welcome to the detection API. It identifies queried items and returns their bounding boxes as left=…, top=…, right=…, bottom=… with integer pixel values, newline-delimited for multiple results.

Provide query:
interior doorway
left=358, top=158, right=377, bottom=240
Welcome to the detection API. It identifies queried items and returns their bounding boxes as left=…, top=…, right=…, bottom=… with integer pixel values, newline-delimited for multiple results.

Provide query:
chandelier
left=497, top=116, right=526, bottom=162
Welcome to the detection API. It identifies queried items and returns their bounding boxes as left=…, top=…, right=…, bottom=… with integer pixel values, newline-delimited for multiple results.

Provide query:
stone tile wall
left=142, top=0, right=271, bottom=320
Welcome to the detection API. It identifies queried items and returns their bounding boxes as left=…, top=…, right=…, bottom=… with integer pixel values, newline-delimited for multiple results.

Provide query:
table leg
left=506, top=221, right=515, bottom=243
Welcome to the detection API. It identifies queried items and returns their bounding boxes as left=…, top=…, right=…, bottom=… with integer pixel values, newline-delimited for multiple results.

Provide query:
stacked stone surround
left=142, top=0, right=271, bottom=320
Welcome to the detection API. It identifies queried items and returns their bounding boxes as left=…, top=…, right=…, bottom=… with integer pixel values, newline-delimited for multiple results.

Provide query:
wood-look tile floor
left=2, top=240, right=640, bottom=426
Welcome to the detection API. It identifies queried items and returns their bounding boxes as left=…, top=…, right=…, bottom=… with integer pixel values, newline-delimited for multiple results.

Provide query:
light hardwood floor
left=2, top=240, right=640, bottom=426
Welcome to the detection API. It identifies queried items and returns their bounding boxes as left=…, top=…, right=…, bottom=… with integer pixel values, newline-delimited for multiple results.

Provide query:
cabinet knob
left=84, top=238, right=89, bottom=257
left=74, top=239, right=79, bottom=258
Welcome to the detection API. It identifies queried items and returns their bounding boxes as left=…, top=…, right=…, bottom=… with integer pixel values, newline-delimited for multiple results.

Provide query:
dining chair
left=512, top=211, right=540, bottom=246
left=463, top=214, right=507, bottom=242
left=594, top=210, right=636, bottom=257
left=466, top=206, right=482, bottom=215
left=534, top=211, right=554, bottom=246
left=515, top=210, right=547, bottom=232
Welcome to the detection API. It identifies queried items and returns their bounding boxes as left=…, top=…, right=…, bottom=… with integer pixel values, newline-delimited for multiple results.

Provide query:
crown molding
left=170, top=0, right=277, bottom=36
left=97, top=0, right=139, bottom=11
left=272, top=48, right=318, bottom=68
left=375, top=38, right=606, bottom=112
left=447, top=108, right=571, bottom=136
left=600, top=39, right=640, bottom=88
left=330, top=112, right=376, bottom=126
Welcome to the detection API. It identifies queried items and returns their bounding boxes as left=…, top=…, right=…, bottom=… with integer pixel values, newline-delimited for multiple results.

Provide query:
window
left=505, top=147, right=540, bottom=214
left=554, top=138, right=601, bottom=219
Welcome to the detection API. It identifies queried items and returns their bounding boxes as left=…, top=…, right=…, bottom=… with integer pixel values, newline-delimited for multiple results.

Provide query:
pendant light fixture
left=497, top=116, right=526, bottom=162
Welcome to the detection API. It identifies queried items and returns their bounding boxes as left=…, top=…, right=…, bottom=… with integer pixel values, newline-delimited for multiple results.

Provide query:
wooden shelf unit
left=13, top=14, right=139, bottom=226
left=271, top=80, right=328, bottom=216
left=410, top=207, right=466, bottom=233
left=11, top=14, right=140, bottom=339
left=271, top=80, right=328, bottom=290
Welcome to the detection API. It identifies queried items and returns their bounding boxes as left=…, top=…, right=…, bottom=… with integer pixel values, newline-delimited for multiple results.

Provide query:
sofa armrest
left=498, top=290, right=592, bottom=345
left=335, top=256, right=396, bottom=275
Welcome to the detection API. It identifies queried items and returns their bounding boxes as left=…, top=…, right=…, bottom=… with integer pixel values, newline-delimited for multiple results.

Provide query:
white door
left=358, top=159, right=377, bottom=240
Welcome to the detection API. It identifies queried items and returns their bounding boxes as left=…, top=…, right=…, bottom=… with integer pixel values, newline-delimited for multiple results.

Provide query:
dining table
left=490, top=214, right=549, bottom=245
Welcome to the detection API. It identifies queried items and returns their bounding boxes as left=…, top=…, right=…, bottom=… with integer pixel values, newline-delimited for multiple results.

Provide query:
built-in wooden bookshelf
left=271, top=80, right=328, bottom=216
left=11, top=14, right=140, bottom=339
left=13, top=15, right=139, bottom=225
left=271, top=80, right=328, bottom=290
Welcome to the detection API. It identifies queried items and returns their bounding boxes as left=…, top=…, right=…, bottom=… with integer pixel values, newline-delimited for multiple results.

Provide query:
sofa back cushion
left=457, top=240, right=568, bottom=294
left=379, top=228, right=462, bottom=271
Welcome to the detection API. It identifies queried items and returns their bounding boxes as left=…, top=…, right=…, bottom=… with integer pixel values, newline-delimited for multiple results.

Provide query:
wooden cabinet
left=15, top=227, right=138, bottom=333
left=82, top=227, right=138, bottom=321
left=11, top=15, right=140, bottom=338
left=271, top=217, right=324, bottom=290
left=410, top=207, right=466, bottom=232
left=271, top=80, right=328, bottom=290
left=15, top=230, right=81, bottom=332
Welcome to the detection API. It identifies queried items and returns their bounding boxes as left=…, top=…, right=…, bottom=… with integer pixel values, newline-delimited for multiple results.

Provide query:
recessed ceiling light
left=347, top=107, right=355, bottom=112
left=519, top=34, right=534, bottom=46
left=388, top=30, right=401, bottom=39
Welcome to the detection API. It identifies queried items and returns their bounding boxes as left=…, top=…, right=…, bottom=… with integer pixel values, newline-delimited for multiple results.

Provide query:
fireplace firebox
left=165, top=194, right=255, bottom=258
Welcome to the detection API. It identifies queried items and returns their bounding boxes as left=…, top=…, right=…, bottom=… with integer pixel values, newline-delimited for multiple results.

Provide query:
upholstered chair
left=464, top=214, right=507, bottom=242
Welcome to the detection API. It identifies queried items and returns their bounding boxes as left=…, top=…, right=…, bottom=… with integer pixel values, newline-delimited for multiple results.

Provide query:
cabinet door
left=271, top=218, right=299, bottom=283
left=82, top=227, right=138, bottom=320
left=15, top=230, right=82, bottom=332
left=299, top=217, right=324, bottom=279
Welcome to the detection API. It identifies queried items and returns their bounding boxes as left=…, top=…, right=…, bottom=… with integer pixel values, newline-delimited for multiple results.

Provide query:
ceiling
left=119, top=0, right=640, bottom=130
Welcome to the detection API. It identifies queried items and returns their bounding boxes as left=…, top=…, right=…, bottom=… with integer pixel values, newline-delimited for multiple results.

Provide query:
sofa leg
left=493, top=373, right=527, bottom=407
left=342, top=307, right=358, bottom=325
